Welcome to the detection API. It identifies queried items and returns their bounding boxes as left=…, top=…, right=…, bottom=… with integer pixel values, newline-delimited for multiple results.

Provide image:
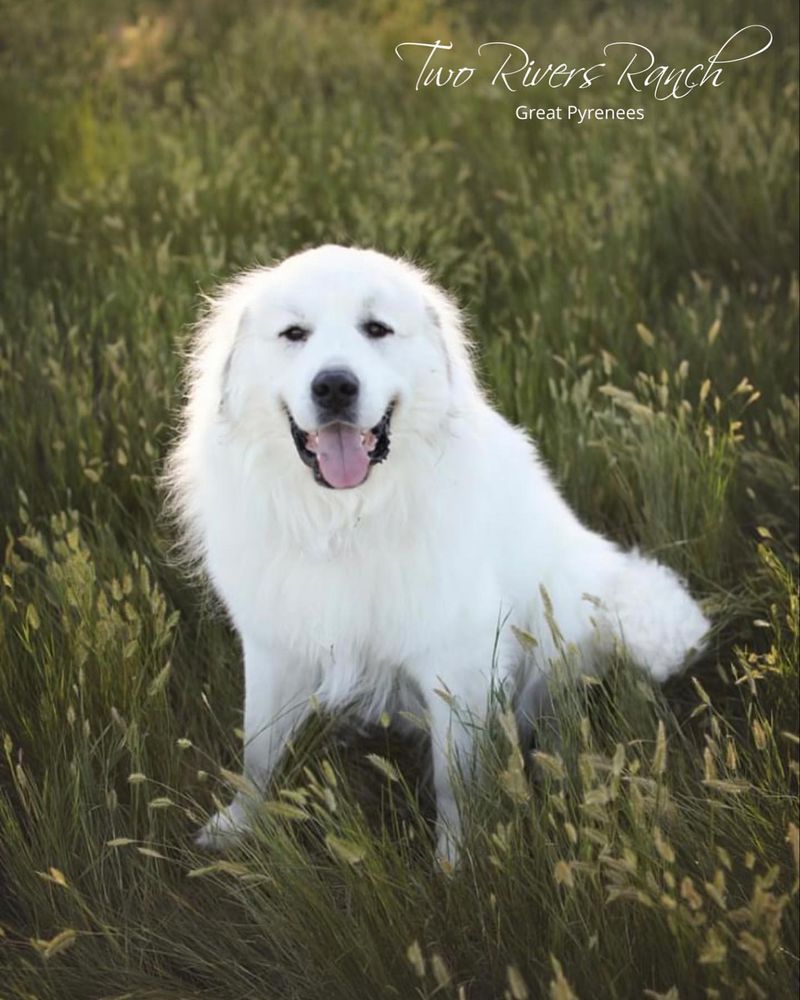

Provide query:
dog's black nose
left=311, top=368, right=360, bottom=415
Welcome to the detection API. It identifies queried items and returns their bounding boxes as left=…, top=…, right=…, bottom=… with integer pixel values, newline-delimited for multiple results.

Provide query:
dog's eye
left=279, top=325, right=310, bottom=343
left=362, top=319, right=394, bottom=340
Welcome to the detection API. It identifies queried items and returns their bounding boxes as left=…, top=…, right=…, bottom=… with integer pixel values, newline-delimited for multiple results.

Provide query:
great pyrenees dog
left=167, top=244, right=708, bottom=861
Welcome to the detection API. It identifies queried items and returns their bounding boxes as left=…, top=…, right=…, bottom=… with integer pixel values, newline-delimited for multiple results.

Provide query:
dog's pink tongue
left=316, top=423, right=370, bottom=489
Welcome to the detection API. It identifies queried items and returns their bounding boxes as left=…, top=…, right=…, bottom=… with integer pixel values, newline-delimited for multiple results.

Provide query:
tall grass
left=1, top=1, right=798, bottom=997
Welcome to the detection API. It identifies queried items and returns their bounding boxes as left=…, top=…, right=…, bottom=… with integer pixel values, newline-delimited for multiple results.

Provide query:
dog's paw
left=195, top=798, right=251, bottom=851
left=435, top=825, right=461, bottom=873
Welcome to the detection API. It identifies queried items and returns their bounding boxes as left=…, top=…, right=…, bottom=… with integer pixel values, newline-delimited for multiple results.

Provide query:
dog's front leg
left=196, top=636, right=316, bottom=849
left=409, top=638, right=500, bottom=866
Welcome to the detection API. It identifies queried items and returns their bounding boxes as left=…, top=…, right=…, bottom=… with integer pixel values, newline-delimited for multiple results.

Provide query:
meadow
left=0, top=1, right=798, bottom=997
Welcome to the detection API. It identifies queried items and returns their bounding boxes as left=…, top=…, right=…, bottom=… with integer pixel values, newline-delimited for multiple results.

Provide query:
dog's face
left=224, top=246, right=461, bottom=489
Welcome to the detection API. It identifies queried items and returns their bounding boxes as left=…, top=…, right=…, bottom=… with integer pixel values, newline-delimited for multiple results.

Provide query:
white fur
left=166, top=245, right=709, bottom=861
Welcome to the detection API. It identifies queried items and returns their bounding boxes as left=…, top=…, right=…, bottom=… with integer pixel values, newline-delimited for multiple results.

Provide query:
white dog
left=166, top=244, right=708, bottom=860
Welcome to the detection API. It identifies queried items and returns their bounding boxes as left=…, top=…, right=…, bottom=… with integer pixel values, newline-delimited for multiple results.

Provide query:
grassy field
left=1, top=1, right=798, bottom=997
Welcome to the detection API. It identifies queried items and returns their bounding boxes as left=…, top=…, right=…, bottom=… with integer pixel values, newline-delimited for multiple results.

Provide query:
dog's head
left=219, top=245, right=477, bottom=490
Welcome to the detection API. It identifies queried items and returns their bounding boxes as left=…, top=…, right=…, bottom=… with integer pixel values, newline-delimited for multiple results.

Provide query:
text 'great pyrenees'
left=166, top=244, right=709, bottom=862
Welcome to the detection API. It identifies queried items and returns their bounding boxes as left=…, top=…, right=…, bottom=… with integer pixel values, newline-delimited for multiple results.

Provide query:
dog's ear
left=423, top=280, right=482, bottom=399
left=218, top=304, right=252, bottom=422
left=188, top=269, right=268, bottom=424
left=162, top=269, right=269, bottom=567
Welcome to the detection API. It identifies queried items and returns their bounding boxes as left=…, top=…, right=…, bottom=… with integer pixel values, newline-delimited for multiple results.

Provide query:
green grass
left=0, top=1, right=798, bottom=997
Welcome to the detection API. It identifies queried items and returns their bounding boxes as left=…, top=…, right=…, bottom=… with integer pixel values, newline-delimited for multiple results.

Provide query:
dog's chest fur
left=204, top=441, right=495, bottom=674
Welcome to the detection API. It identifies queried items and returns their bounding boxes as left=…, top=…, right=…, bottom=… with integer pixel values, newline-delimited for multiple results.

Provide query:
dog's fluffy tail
left=596, top=550, right=710, bottom=681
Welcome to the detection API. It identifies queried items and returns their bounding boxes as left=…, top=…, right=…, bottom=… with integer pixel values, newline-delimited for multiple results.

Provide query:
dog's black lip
left=286, top=403, right=395, bottom=488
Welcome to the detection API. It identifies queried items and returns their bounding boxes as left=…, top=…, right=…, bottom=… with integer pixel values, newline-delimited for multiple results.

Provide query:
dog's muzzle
left=287, top=404, right=394, bottom=489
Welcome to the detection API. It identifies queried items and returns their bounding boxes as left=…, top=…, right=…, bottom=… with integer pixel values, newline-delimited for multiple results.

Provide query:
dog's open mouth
left=288, top=405, right=394, bottom=489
